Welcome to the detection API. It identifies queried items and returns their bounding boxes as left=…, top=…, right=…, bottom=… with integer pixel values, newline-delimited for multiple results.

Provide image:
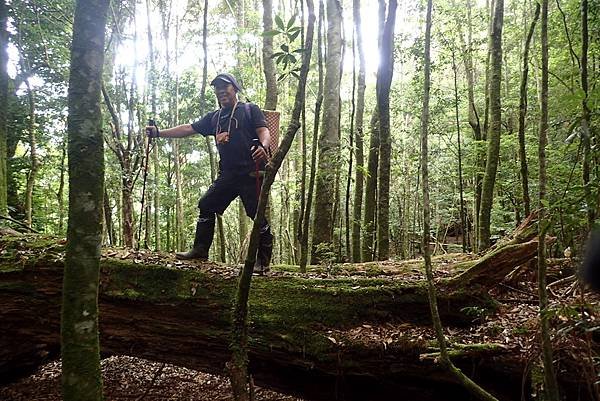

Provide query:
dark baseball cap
left=210, top=73, right=242, bottom=92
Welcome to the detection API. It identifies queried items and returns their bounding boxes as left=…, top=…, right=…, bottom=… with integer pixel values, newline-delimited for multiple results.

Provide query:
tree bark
left=376, top=0, right=397, bottom=261
left=517, top=2, right=539, bottom=220
left=312, top=0, right=343, bottom=262
left=351, top=0, right=366, bottom=263
left=538, top=0, right=560, bottom=398
left=262, top=0, right=278, bottom=110
left=57, top=138, right=66, bottom=234
left=0, top=0, right=7, bottom=217
left=478, top=0, right=504, bottom=251
left=362, top=110, right=379, bottom=262
left=62, top=0, right=110, bottom=399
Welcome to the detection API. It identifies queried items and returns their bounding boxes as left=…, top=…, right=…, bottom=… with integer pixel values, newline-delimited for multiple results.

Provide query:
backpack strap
left=244, top=103, right=253, bottom=126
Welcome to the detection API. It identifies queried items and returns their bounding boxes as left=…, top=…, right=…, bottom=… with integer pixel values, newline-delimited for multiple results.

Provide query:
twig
left=0, top=215, right=40, bottom=233
left=499, top=283, right=536, bottom=297
left=135, top=362, right=166, bottom=401
left=546, top=274, right=576, bottom=289
left=498, top=298, right=540, bottom=304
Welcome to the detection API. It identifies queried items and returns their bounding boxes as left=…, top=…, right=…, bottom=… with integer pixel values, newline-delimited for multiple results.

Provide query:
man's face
left=213, top=81, right=237, bottom=108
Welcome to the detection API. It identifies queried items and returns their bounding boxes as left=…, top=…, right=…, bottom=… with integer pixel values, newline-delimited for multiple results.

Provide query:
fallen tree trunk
left=0, top=220, right=585, bottom=401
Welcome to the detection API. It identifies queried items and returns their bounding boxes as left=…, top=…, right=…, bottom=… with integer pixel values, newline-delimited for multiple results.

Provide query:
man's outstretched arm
left=146, top=124, right=196, bottom=138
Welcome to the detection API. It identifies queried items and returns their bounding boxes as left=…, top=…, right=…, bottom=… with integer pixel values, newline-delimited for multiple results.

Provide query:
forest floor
left=0, top=356, right=305, bottom=401
left=1, top=243, right=599, bottom=400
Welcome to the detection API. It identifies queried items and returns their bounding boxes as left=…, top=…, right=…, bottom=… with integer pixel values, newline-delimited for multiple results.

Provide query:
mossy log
left=0, top=225, right=560, bottom=401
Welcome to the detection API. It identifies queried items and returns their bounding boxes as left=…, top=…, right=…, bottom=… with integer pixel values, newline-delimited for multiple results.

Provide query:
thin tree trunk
left=345, top=41, right=355, bottom=261
left=58, top=138, right=66, bottom=234
left=421, top=3, right=499, bottom=398
left=174, top=18, right=183, bottom=251
left=478, top=0, right=504, bottom=251
left=300, top=0, right=324, bottom=271
left=351, top=0, right=366, bottom=263
left=538, top=0, right=560, bottom=398
left=451, top=49, right=467, bottom=253
left=517, top=2, right=539, bottom=220
left=146, top=0, right=160, bottom=250
left=483, top=0, right=496, bottom=140
left=0, top=0, right=7, bottom=217
left=376, top=0, right=397, bottom=261
left=61, top=0, right=109, bottom=399
left=457, top=0, right=483, bottom=250
left=122, top=176, right=134, bottom=247
left=312, top=0, right=343, bottom=261
left=230, top=1, right=315, bottom=397
left=24, top=82, right=38, bottom=228
left=362, top=110, right=379, bottom=262
left=262, top=0, right=278, bottom=110
left=103, top=188, right=114, bottom=246
left=580, top=0, right=594, bottom=230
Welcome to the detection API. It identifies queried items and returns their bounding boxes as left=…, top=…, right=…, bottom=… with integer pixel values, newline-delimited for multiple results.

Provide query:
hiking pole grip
left=147, top=118, right=159, bottom=138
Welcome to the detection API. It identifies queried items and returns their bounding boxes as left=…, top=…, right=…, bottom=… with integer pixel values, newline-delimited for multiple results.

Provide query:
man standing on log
left=146, top=73, right=273, bottom=273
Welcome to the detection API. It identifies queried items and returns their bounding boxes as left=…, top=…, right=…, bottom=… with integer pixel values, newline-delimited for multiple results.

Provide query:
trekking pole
left=137, top=119, right=157, bottom=250
left=252, top=139, right=262, bottom=200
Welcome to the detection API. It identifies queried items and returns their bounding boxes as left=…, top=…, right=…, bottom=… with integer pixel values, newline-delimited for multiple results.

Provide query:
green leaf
left=291, top=71, right=300, bottom=80
left=275, top=15, right=285, bottom=30
left=293, top=48, right=306, bottom=54
left=286, top=14, right=297, bottom=29
left=277, top=73, right=287, bottom=81
left=270, top=51, right=285, bottom=59
left=288, top=29, right=301, bottom=41
left=262, top=29, right=282, bottom=37
left=281, top=43, right=289, bottom=52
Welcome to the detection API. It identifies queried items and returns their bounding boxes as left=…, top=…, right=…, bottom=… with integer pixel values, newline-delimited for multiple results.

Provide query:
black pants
left=195, top=172, right=271, bottom=253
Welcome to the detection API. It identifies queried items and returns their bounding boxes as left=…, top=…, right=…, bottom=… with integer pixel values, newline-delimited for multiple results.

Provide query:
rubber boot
left=254, top=226, right=273, bottom=275
left=176, top=216, right=214, bottom=260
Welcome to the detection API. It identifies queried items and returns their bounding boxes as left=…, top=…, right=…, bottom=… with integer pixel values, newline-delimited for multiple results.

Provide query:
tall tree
left=146, top=0, right=160, bottom=250
left=23, top=81, right=39, bottom=228
left=517, top=2, right=540, bottom=219
left=362, top=110, right=379, bottom=261
left=230, top=0, right=315, bottom=397
left=376, top=0, right=397, bottom=260
left=300, top=0, right=324, bottom=271
left=312, top=0, right=343, bottom=261
left=451, top=47, right=467, bottom=252
left=538, top=0, right=560, bottom=398
left=351, top=0, right=366, bottom=262
left=0, top=0, right=7, bottom=216
left=580, top=0, right=594, bottom=229
left=61, top=0, right=109, bottom=399
left=102, top=80, right=143, bottom=249
left=478, top=0, right=504, bottom=251
left=456, top=0, right=483, bottom=249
